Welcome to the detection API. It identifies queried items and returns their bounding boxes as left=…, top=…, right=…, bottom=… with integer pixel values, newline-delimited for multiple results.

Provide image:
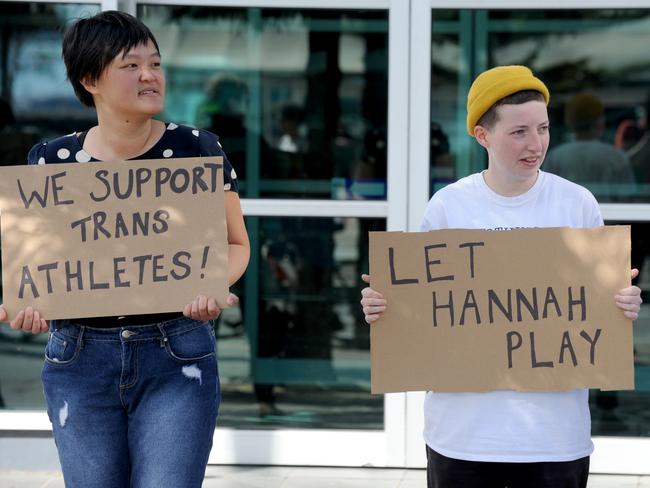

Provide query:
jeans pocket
left=44, top=331, right=80, bottom=366
left=164, top=323, right=216, bottom=363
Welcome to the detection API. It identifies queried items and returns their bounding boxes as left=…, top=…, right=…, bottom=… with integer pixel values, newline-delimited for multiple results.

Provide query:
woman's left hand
left=615, top=269, right=643, bottom=320
left=183, top=293, right=238, bottom=321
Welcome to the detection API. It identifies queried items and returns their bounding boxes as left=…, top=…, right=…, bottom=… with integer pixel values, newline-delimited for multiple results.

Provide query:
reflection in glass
left=430, top=11, right=477, bottom=195
left=139, top=6, right=389, bottom=200
left=543, top=92, right=636, bottom=201
left=216, top=216, right=385, bottom=429
left=487, top=10, right=650, bottom=202
left=591, top=221, right=650, bottom=437
left=0, top=3, right=99, bottom=166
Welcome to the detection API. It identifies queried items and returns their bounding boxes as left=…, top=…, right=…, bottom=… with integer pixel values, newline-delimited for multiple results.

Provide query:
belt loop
left=77, top=326, right=86, bottom=350
left=157, top=323, right=168, bottom=348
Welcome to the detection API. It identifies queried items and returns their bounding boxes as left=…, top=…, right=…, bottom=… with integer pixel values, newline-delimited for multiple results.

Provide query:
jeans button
left=121, top=330, right=137, bottom=339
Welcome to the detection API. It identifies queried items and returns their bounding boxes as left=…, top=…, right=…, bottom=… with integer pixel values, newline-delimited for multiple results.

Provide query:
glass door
left=136, top=0, right=410, bottom=466
left=406, top=0, right=650, bottom=473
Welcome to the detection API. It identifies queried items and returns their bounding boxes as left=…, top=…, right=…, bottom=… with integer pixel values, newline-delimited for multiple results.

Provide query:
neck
left=483, top=168, right=538, bottom=197
left=88, top=109, right=161, bottom=161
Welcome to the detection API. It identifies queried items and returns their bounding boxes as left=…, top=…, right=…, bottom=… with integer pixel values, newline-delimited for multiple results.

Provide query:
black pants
left=426, top=446, right=589, bottom=488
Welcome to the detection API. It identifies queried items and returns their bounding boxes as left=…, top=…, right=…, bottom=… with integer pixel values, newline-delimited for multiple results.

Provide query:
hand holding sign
left=615, top=269, right=642, bottom=320
left=0, top=304, right=48, bottom=334
left=360, top=273, right=386, bottom=323
left=183, top=292, right=239, bottom=321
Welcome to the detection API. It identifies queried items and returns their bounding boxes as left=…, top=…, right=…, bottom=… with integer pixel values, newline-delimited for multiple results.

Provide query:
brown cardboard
left=0, top=156, right=228, bottom=320
left=369, top=226, right=633, bottom=393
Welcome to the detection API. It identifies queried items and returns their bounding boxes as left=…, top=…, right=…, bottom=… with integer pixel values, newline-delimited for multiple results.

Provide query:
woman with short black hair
left=1, top=10, right=249, bottom=487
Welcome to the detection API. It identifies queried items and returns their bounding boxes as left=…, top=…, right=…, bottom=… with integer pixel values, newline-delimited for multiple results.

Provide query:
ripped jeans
left=41, top=317, right=220, bottom=488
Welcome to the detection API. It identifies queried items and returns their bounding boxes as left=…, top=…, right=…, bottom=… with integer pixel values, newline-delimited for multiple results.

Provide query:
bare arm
left=224, top=190, right=250, bottom=285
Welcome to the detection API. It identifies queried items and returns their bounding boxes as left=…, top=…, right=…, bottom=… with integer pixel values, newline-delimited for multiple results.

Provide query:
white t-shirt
left=420, top=170, right=603, bottom=463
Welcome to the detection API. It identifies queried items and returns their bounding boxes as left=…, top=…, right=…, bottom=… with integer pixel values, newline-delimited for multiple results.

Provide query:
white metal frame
left=3, top=0, right=650, bottom=472
left=402, top=0, right=650, bottom=473
left=132, top=0, right=391, bottom=6
left=430, top=0, right=650, bottom=7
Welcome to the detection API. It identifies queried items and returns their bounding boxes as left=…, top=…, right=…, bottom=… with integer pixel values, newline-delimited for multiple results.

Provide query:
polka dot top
left=26, top=122, right=239, bottom=328
left=27, top=122, right=239, bottom=193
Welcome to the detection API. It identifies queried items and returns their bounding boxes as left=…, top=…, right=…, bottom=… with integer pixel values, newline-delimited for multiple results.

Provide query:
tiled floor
left=0, top=466, right=649, bottom=488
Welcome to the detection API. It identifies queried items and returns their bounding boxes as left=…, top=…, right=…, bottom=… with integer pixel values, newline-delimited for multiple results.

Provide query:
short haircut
left=62, top=11, right=160, bottom=107
left=476, top=90, right=546, bottom=131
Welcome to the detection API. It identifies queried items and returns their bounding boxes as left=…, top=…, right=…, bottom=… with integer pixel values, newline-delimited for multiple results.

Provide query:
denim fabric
left=41, top=317, right=220, bottom=488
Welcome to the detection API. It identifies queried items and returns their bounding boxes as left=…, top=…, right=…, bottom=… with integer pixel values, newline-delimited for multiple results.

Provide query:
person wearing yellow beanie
left=465, top=65, right=551, bottom=196
left=466, top=65, right=550, bottom=136
left=360, top=64, right=642, bottom=488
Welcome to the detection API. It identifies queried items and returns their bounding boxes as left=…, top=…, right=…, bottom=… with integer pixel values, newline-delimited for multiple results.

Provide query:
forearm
left=228, top=242, right=250, bottom=285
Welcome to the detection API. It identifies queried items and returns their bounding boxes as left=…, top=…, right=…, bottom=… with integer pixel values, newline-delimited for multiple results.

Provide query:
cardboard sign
left=369, top=226, right=633, bottom=393
left=0, top=157, right=228, bottom=320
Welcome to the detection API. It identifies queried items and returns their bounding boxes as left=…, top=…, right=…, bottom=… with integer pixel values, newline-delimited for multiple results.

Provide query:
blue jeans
left=41, top=317, right=220, bottom=488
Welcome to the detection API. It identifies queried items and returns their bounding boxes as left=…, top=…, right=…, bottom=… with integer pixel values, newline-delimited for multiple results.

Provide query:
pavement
left=0, top=466, right=650, bottom=488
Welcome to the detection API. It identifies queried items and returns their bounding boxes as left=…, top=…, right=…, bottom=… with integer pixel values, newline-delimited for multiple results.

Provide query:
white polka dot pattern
left=192, top=129, right=199, bottom=137
left=217, top=141, right=222, bottom=148
left=224, top=183, right=231, bottom=191
left=38, top=157, right=45, bottom=165
left=163, top=149, right=173, bottom=158
left=57, top=148, right=70, bottom=160
left=231, top=168, right=237, bottom=179
left=75, top=150, right=91, bottom=162
left=167, top=123, right=178, bottom=130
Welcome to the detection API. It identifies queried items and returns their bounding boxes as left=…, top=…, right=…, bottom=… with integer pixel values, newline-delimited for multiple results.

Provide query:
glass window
left=430, top=10, right=473, bottom=193
left=217, top=216, right=385, bottom=429
left=591, top=221, right=650, bottom=437
left=431, top=9, right=650, bottom=203
left=138, top=6, right=389, bottom=200
left=0, top=2, right=100, bottom=167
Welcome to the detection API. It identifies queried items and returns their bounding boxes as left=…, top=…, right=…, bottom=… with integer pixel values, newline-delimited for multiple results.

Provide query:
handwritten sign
left=0, top=157, right=228, bottom=320
left=369, top=226, right=633, bottom=393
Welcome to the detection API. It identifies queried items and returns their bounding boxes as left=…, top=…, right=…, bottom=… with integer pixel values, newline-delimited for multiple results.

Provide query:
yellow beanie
left=466, top=65, right=550, bottom=136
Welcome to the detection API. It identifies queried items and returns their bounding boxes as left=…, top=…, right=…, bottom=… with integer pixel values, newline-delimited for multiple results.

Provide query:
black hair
left=476, top=90, right=546, bottom=131
left=62, top=10, right=160, bottom=107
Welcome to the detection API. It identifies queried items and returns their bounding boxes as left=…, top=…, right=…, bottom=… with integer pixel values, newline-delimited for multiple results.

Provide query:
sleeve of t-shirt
left=27, top=142, right=47, bottom=165
left=198, top=129, right=240, bottom=193
left=419, top=196, right=448, bottom=231
left=582, top=188, right=604, bottom=227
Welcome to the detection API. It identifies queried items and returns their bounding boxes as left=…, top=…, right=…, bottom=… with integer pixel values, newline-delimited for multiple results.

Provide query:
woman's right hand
left=360, top=274, right=387, bottom=324
left=0, top=305, right=48, bottom=334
